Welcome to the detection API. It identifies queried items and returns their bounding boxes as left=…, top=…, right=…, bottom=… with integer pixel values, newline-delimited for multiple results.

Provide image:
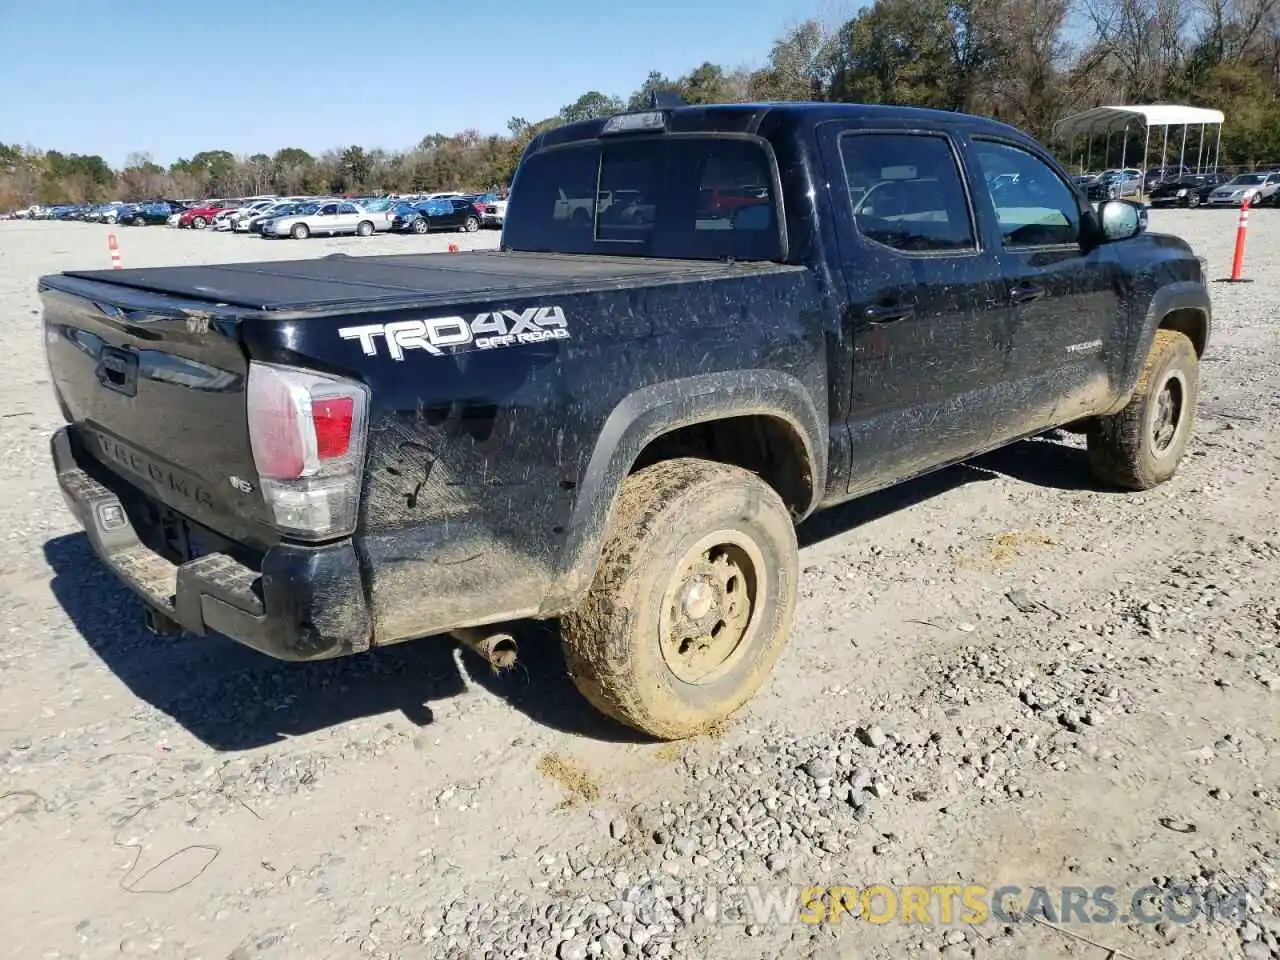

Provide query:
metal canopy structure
left=1053, top=104, right=1226, bottom=180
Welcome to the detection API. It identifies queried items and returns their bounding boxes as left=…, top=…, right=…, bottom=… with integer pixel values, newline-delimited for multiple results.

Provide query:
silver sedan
left=261, top=200, right=382, bottom=239
left=1206, top=173, right=1280, bottom=206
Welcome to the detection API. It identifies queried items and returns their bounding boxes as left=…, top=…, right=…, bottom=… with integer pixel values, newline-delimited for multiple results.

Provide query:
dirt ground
left=0, top=213, right=1277, bottom=960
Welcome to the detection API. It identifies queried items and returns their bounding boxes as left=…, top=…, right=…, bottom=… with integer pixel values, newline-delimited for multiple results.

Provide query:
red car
left=178, top=199, right=239, bottom=229
left=699, top=185, right=770, bottom=217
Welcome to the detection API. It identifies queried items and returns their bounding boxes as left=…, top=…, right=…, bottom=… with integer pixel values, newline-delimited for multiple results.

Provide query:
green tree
left=560, top=91, right=624, bottom=122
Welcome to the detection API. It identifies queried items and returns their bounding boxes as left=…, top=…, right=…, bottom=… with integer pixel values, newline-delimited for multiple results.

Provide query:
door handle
left=863, top=302, right=915, bottom=323
left=1010, top=282, right=1044, bottom=304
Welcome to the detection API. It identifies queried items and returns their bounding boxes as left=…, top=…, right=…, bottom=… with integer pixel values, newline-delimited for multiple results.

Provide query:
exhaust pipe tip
left=451, top=626, right=519, bottom=670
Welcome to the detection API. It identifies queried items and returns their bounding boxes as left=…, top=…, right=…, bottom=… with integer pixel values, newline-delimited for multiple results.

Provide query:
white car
left=224, top=199, right=280, bottom=232
left=212, top=206, right=244, bottom=231
left=261, top=200, right=383, bottom=239
left=481, top=198, right=508, bottom=227
left=235, top=199, right=299, bottom=232
left=350, top=197, right=398, bottom=231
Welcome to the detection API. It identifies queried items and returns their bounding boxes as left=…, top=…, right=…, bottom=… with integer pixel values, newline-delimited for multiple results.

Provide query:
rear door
left=962, top=135, right=1124, bottom=435
left=816, top=122, right=1016, bottom=495
left=337, top=202, right=362, bottom=232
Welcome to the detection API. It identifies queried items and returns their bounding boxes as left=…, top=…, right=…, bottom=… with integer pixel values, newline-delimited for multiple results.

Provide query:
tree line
left=5, top=0, right=1280, bottom=210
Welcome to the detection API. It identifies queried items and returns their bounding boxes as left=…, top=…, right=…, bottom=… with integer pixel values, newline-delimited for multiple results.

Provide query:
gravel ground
left=0, top=213, right=1278, bottom=960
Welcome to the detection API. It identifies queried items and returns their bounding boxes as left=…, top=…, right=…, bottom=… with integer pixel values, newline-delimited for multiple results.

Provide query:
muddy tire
left=560, top=458, right=798, bottom=740
left=1087, top=329, right=1199, bottom=490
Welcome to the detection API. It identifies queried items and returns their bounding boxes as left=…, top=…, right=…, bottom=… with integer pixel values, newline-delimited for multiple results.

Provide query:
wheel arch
left=540, top=370, right=826, bottom=617
left=1106, top=280, right=1211, bottom=415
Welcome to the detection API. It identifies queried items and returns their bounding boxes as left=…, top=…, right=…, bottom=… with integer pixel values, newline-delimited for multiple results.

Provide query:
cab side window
left=840, top=133, right=976, bottom=253
left=973, top=140, right=1081, bottom=248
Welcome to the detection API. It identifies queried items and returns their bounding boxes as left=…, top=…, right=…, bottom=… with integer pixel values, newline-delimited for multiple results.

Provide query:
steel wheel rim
left=658, top=529, right=767, bottom=685
left=1151, top=368, right=1187, bottom=457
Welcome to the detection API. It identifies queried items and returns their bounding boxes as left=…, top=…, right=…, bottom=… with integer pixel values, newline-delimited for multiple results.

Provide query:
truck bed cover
left=60, top=250, right=796, bottom=313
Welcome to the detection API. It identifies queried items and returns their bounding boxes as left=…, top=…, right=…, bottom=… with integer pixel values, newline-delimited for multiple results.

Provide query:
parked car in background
left=1148, top=172, right=1231, bottom=208
left=220, top=199, right=275, bottom=232
left=1086, top=169, right=1143, bottom=201
left=1143, top=166, right=1192, bottom=191
left=261, top=200, right=381, bottom=239
left=178, top=200, right=239, bottom=229
left=1207, top=171, right=1280, bottom=206
left=245, top=201, right=308, bottom=234
left=238, top=200, right=298, bottom=232
left=699, top=185, right=771, bottom=217
left=391, top=196, right=482, bottom=233
left=92, top=202, right=131, bottom=224
left=349, top=197, right=398, bottom=231
left=481, top=196, right=508, bottom=228
left=132, top=200, right=189, bottom=225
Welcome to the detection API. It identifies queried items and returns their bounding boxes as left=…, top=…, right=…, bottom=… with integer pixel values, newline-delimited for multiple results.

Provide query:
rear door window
left=839, top=133, right=976, bottom=253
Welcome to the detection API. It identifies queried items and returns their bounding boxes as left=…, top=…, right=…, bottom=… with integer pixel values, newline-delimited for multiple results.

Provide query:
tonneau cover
left=62, top=250, right=791, bottom=313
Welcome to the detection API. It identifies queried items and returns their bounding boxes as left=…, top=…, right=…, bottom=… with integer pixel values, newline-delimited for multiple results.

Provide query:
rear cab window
left=838, top=133, right=976, bottom=253
left=502, top=135, right=783, bottom=261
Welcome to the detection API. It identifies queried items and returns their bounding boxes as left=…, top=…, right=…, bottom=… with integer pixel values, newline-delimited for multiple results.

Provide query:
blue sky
left=0, top=0, right=827, bottom=167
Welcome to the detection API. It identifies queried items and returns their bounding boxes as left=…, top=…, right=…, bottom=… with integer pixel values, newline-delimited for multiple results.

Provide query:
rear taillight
left=246, top=361, right=369, bottom=540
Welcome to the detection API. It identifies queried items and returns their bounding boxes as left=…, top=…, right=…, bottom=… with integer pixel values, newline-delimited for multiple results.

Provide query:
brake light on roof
left=246, top=362, right=369, bottom=540
left=601, top=111, right=667, bottom=135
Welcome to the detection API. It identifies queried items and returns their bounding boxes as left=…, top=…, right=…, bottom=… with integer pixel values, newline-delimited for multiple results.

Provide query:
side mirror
left=1098, top=199, right=1144, bottom=242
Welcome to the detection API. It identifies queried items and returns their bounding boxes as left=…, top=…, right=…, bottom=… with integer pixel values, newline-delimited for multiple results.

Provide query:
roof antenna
left=650, top=90, right=685, bottom=110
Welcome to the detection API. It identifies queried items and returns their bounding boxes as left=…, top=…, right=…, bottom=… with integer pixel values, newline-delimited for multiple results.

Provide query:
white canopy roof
left=1054, top=105, right=1225, bottom=139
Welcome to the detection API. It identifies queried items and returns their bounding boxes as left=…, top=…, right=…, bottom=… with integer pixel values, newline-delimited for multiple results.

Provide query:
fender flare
left=539, top=369, right=826, bottom=616
left=1107, top=280, right=1211, bottom=415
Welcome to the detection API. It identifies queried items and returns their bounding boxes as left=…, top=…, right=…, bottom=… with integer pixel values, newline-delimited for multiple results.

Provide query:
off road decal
left=338, top=306, right=569, bottom=360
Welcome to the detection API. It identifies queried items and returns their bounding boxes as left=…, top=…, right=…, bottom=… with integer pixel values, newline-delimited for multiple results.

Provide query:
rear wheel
left=463, top=216, right=480, bottom=232
left=560, top=458, right=798, bottom=740
left=356, top=220, right=374, bottom=237
left=191, top=216, right=207, bottom=229
left=291, top=222, right=310, bottom=240
left=1087, top=330, right=1199, bottom=490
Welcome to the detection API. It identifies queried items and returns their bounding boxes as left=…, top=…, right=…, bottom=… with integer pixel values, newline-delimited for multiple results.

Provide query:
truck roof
left=531, top=101, right=1032, bottom=152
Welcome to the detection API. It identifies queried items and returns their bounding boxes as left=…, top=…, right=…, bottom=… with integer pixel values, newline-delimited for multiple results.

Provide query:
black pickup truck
left=41, top=102, right=1211, bottom=740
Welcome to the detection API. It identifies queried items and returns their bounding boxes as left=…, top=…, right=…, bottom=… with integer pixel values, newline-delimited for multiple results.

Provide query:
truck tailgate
left=41, top=277, right=272, bottom=549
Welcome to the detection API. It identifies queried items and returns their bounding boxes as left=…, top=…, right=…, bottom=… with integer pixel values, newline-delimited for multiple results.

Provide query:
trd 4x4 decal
left=339, top=306, right=569, bottom=360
